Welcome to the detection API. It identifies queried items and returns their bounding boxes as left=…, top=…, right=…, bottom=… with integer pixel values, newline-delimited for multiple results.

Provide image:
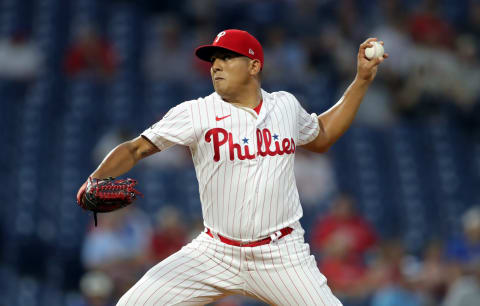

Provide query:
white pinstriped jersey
left=142, top=89, right=320, bottom=241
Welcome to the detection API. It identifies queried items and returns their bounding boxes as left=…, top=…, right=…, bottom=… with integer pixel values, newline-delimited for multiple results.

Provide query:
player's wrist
left=353, top=74, right=372, bottom=87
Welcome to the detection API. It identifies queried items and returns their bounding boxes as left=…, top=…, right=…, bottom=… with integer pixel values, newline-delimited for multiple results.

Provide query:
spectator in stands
left=415, top=240, right=449, bottom=305
left=394, top=0, right=459, bottom=118
left=79, top=270, right=114, bottom=306
left=191, top=25, right=216, bottom=79
left=311, top=192, right=378, bottom=303
left=261, top=26, right=308, bottom=85
left=183, top=0, right=217, bottom=26
left=368, top=240, right=421, bottom=306
left=0, top=29, right=44, bottom=81
left=294, top=149, right=337, bottom=210
left=466, top=0, right=480, bottom=37
left=395, top=40, right=458, bottom=118
left=442, top=259, right=480, bottom=306
left=81, top=206, right=152, bottom=298
left=371, top=0, right=412, bottom=82
left=147, top=205, right=188, bottom=263
left=93, top=128, right=135, bottom=165
left=64, top=25, right=117, bottom=80
left=409, top=0, right=455, bottom=48
left=285, top=0, right=323, bottom=36
left=336, top=0, right=366, bottom=44
left=446, top=206, right=480, bottom=266
left=449, top=34, right=480, bottom=132
left=311, top=192, right=378, bottom=258
left=353, top=0, right=408, bottom=127
left=142, top=15, right=193, bottom=82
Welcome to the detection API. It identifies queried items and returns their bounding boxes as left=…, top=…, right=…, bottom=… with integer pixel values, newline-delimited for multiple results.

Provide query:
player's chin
left=213, top=82, right=228, bottom=95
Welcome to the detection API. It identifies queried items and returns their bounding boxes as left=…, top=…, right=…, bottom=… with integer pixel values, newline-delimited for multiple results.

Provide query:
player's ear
left=249, top=59, right=261, bottom=76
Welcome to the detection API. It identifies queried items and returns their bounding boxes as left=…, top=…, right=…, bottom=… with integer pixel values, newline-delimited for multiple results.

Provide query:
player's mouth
left=214, top=76, right=224, bottom=81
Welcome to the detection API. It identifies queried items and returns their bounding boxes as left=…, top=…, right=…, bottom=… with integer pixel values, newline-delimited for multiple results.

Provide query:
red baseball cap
left=195, top=29, right=264, bottom=68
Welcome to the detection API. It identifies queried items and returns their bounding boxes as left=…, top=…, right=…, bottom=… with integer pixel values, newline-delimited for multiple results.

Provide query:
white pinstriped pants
left=117, top=222, right=342, bottom=305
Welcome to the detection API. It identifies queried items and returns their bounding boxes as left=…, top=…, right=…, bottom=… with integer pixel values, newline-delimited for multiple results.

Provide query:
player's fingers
left=366, top=56, right=383, bottom=68
left=359, top=37, right=377, bottom=50
left=365, top=51, right=388, bottom=68
left=358, top=38, right=378, bottom=59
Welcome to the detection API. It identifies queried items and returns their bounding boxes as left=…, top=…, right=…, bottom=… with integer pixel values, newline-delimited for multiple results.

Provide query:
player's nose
left=211, top=59, right=223, bottom=72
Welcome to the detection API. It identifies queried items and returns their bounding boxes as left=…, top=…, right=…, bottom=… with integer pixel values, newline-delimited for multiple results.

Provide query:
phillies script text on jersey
left=205, top=127, right=295, bottom=161
left=141, top=89, right=320, bottom=239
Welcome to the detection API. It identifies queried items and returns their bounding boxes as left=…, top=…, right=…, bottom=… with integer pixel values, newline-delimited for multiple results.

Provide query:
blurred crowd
left=1, top=0, right=480, bottom=305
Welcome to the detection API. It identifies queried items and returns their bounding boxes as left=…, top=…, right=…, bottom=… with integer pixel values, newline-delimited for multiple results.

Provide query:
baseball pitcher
left=77, top=29, right=387, bottom=305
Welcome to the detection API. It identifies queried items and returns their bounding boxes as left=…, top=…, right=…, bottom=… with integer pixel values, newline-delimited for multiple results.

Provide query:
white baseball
left=365, top=41, right=384, bottom=60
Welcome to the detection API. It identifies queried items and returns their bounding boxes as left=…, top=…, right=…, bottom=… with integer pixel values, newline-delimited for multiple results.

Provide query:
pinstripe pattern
left=118, top=225, right=342, bottom=305
left=142, top=90, right=319, bottom=241
left=243, top=223, right=341, bottom=306
left=130, top=89, right=342, bottom=305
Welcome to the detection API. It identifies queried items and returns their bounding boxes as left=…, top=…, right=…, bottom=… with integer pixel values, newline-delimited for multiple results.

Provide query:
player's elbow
left=311, top=142, right=332, bottom=154
left=307, top=120, right=333, bottom=153
left=319, top=144, right=332, bottom=153
left=127, top=136, right=160, bottom=162
left=301, top=137, right=332, bottom=154
left=318, top=137, right=334, bottom=153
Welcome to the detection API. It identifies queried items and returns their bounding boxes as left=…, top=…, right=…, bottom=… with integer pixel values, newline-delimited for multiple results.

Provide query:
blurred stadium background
left=1, top=0, right=480, bottom=305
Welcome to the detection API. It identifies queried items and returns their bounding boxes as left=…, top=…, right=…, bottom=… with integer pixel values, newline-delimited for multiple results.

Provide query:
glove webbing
left=88, top=178, right=142, bottom=226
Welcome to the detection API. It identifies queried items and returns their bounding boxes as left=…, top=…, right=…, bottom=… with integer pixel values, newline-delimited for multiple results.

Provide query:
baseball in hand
left=365, top=41, right=384, bottom=60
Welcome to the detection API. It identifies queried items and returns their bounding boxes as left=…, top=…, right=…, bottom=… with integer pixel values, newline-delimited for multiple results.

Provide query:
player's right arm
left=76, top=136, right=159, bottom=204
left=77, top=100, right=195, bottom=205
left=90, top=136, right=159, bottom=179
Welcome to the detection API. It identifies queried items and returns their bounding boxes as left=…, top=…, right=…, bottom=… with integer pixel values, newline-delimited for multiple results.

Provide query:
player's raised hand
left=356, top=38, right=388, bottom=83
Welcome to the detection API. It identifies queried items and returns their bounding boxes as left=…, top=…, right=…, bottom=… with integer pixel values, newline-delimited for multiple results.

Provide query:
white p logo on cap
left=214, top=31, right=226, bottom=43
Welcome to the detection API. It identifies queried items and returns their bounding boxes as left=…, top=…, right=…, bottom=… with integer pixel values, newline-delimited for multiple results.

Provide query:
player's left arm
left=302, top=38, right=388, bottom=153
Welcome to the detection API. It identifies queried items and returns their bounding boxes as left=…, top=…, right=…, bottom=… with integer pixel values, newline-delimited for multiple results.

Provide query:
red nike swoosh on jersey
left=215, top=114, right=231, bottom=121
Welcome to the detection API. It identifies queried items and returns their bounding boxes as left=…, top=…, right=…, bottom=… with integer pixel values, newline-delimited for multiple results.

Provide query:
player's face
left=210, top=50, right=252, bottom=98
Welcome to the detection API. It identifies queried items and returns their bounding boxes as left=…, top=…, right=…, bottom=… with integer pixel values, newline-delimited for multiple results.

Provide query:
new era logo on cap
left=194, top=29, right=264, bottom=69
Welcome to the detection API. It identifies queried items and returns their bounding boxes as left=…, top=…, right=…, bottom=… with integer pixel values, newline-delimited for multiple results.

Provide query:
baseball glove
left=77, top=177, right=142, bottom=226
